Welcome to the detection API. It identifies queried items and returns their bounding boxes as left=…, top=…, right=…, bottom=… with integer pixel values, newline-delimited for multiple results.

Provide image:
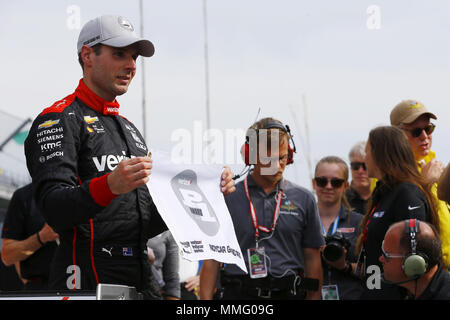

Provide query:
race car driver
left=24, top=15, right=235, bottom=299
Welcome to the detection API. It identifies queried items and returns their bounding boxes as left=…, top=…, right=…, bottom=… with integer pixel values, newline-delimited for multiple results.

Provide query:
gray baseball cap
left=77, top=15, right=155, bottom=57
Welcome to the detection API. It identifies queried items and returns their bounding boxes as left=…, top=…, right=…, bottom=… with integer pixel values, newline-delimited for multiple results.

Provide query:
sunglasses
left=350, top=162, right=367, bottom=171
left=381, top=240, right=406, bottom=261
left=314, top=176, right=345, bottom=188
left=404, top=123, right=435, bottom=138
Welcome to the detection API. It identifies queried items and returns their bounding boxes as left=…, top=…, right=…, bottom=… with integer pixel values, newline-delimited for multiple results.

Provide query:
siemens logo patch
left=37, top=134, right=64, bottom=144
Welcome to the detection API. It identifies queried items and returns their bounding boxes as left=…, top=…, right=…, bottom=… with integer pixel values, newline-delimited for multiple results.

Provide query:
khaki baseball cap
left=77, top=15, right=155, bottom=57
left=390, top=100, right=437, bottom=125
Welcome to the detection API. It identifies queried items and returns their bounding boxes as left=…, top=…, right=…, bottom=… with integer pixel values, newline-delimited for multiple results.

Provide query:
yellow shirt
left=419, top=150, right=450, bottom=268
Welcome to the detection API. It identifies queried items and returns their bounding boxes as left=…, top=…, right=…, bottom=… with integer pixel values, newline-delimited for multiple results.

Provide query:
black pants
left=24, top=277, right=49, bottom=291
left=180, top=283, right=198, bottom=300
left=221, top=284, right=306, bottom=300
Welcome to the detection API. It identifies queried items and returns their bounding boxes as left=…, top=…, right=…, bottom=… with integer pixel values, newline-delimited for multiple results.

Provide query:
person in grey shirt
left=200, top=117, right=324, bottom=300
left=147, top=231, right=180, bottom=299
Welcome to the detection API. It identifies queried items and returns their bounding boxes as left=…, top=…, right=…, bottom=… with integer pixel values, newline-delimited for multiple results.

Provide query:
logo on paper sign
left=180, top=241, right=193, bottom=254
left=171, top=169, right=220, bottom=236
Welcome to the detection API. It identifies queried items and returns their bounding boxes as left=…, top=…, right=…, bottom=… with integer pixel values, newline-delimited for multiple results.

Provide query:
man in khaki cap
left=390, top=100, right=450, bottom=270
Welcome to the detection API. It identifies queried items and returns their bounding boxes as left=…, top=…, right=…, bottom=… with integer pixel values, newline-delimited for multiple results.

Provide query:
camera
left=323, top=232, right=351, bottom=262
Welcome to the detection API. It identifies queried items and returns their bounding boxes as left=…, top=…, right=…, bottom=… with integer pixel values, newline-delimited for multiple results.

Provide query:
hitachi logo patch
left=92, top=151, right=135, bottom=172
left=38, top=119, right=60, bottom=129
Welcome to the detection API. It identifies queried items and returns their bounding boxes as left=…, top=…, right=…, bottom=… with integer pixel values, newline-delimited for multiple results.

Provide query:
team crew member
left=345, top=141, right=372, bottom=215
left=1, top=184, right=59, bottom=290
left=313, top=156, right=364, bottom=300
left=24, top=15, right=235, bottom=298
left=200, top=118, right=324, bottom=300
left=147, top=231, right=180, bottom=300
left=380, top=219, right=450, bottom=300
left=390, top=100, right=450, bottom=268
left=356, top=126, right=439, bottom=299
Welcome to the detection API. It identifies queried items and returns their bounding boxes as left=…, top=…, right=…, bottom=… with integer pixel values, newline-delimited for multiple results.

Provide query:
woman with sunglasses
left=355, top=126, right=439, bottom=299
left=313, top=156, right=365, bottom=300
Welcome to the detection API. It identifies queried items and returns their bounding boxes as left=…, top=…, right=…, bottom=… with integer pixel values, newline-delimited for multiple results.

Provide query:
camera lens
left=323, top=242, right=344, bottom=262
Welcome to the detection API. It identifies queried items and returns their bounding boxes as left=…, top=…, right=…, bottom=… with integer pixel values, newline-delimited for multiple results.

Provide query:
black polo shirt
left=345, top=185, right=369, bottom=215
left=223, top=174, right=324, bottom=277
left=418, top=266, right=450, bottom=300
left=322, top=207, right=365, bottom=300
left=1, top=184, right=57, bottom=280
left=361, top=181, right=431, bottom=299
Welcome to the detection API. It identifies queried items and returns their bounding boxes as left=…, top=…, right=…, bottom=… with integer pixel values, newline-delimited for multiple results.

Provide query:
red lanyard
left=243, top=176, right=284, bottom=240
left=362, top=205, right=379, bottom=244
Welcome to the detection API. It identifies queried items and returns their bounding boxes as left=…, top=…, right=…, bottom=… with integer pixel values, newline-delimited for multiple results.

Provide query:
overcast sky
left=1, top=0, right=449, bottom=190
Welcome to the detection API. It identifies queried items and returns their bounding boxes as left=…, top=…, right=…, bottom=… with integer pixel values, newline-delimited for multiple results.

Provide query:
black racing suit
left=24, top=79, right=167, bottom=298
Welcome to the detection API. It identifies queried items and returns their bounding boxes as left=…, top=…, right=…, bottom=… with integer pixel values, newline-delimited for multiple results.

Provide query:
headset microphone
left=380, top=273, right=420, bottom=285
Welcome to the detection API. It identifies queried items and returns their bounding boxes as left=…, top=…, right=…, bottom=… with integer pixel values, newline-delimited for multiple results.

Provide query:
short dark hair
left=399, top=221, right=442, bottom=269
left=78, top=43, right=103, bottom=71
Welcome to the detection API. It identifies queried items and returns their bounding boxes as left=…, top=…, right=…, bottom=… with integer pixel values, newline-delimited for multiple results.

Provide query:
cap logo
left=408, top=101, right=422, bottom=109
left=83, top=35, right=101, bottom=46
left=118, top=16, right=134, bottom=31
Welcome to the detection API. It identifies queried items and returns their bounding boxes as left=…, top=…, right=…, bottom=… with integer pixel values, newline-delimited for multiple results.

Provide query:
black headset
left=402, top=219, right=429, bottom=279
left=242, top=120, right=297, bottom=166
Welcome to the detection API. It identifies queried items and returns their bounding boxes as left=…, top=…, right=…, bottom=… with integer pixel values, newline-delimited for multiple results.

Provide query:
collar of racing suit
left=75, top=79, right=120, bottom=116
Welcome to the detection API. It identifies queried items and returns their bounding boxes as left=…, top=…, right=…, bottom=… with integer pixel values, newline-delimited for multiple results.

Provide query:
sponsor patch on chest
left=337, top=227, right=355, bottom=233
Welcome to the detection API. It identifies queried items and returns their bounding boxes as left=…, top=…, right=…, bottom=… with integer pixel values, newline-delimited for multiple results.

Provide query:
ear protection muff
left=402, top=219, right=429, bottom=279
left=242, top=121, right=297, bottom=166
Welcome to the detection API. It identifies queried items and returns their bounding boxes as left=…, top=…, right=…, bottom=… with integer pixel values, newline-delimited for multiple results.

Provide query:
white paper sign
left=146, top=150, right=247, bottom=273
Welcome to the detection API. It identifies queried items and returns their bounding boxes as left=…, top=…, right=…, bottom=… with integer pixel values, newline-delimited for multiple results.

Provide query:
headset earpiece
left=402, top=219, right=429, bottom=279
left=241, top=141, right=250, bottom=166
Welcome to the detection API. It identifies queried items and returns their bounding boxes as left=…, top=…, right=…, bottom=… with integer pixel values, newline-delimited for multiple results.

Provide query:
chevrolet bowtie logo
left=84, top=116, right=99, bottom=124
left=38, top=119, right=60, bottom=129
